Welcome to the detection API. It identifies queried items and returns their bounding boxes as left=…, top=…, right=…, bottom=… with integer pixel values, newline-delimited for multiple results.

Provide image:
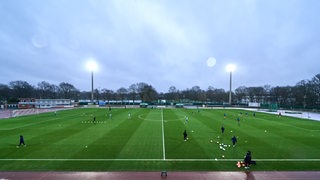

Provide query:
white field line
left=0, top=117, right=61, bottom=131
left=0, top=158, right=320, bottom=162
left=161, top=108, right=166, bottom=160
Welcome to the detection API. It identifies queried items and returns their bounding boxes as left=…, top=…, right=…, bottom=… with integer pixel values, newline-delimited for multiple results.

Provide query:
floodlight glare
left=225, top=64, right=236, bottom=106
left=86, top=59, right=98, bottom=103
left=226, top=64, right=236, bottom=72
left=86, top=60, right=98, bottom=72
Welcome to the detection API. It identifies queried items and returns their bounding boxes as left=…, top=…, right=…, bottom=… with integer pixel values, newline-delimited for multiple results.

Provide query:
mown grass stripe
left=161, top=108, right=166, bottom=160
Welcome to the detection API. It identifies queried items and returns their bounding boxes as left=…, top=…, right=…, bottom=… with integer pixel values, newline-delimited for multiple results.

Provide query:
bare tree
left=36, top=81, right=59, bottom=99
left=58, top=82, right=79, bottom=99
left=128, top=84, right=138, bottom=103
left=117, top=87, right=128, bottom=104
left=0, top=84, right=11, bottom=101
left=101, top=89, right=115, bottom=102
left=9, top=80, right=34, bottom=99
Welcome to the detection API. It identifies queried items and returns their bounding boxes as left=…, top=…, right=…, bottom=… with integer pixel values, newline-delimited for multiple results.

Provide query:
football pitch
left=0, top=108, right=319, bottom=171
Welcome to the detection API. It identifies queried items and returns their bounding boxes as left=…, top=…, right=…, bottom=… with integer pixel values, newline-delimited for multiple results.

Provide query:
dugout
left=99, top=101, right=106, bottom=107
left=175, top=103, right=184, bottom=108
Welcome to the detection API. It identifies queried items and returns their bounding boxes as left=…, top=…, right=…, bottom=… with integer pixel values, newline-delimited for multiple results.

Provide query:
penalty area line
left=0, top=159, right=320, bottom=162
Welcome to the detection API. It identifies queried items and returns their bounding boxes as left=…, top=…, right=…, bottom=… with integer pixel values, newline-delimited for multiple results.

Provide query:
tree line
left=0, top=73, right=319, bottom=109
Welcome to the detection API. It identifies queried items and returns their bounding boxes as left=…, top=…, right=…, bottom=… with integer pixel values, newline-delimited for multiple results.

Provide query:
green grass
left=0, top=108, right=319, bottom=171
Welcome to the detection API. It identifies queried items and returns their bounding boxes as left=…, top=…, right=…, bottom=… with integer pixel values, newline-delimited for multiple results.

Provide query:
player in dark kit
left=244, top=150, right=256, bottom=168
left=18, top=135, right=26, bottom=147
left=183, top=130, right=188, bottom=141
left=237, top=150, right=256, bottom=169
left=93, top=116, right=96, bottom=124
left=244, top=151, right=252, bottom=169
left=231, top=136, right=237, bottom=147
left=221, top=126, right=225, bottom=134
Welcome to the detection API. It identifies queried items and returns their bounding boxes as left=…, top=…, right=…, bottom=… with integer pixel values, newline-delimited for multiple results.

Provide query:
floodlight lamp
left=226, top=64, right=236, bottom=72
left=86, top=60, right=98, bottom=72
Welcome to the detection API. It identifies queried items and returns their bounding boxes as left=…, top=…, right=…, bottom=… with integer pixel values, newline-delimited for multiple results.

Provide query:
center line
left=161, top=108, right=166, bottom=160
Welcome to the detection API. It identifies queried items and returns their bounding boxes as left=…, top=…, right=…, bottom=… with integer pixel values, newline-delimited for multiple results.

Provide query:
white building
left=36, top=99, right=73, bottom=108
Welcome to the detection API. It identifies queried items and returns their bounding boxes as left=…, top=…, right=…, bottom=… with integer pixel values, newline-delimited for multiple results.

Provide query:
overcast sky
left=0, top=0, right=319, bottom=93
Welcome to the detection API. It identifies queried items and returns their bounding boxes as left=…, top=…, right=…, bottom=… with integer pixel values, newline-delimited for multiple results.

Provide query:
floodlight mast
left=91, top=71, right=94, bottom=103
left=229, top=71, right=232, bottom=105
left=226, top=64, right=236, bottom=106
left=86, top=60, right=98, bottom=104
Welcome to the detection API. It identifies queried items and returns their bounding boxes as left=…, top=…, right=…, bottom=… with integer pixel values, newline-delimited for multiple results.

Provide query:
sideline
left=0, top=158, right=319, bottom=162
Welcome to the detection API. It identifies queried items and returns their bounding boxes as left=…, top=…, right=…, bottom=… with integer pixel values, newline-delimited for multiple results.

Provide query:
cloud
left=0, top=0, right=320, bottom=92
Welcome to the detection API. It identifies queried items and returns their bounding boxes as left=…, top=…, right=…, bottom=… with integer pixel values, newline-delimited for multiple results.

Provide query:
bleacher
left=11, top=108, right=62, bottom=117
left=0, top=110, right=12, bottom=119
